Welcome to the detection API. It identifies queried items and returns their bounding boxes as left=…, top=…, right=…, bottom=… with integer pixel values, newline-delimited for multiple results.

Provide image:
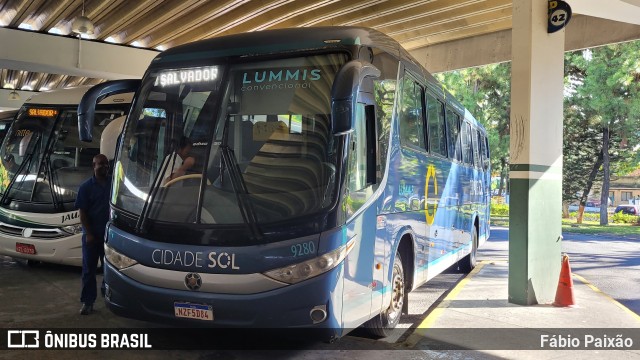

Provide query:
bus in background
left=79, top=27, right=490, bottom=339
left=0, top=110, right=18, bottom=144
left=0, top=86, right=133, bottom=266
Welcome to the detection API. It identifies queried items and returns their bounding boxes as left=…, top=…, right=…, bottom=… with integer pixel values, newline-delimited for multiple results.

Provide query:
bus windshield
left=114, top=53, right=348, bottom=227
left=0, top=107, right=125, bottom=207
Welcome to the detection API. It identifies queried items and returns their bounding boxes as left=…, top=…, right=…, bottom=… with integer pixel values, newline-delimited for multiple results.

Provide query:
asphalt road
left=482, top=227, right=640, bottom=316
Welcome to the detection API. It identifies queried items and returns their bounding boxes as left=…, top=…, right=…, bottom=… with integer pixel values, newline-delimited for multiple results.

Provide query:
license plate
left=16, top=243, right=36, bottom=255
left=174, top=302, right=213, bottom=321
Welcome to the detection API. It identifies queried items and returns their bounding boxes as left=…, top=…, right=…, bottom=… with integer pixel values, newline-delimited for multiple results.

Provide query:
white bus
left=0, top=86, right=133, bottom=266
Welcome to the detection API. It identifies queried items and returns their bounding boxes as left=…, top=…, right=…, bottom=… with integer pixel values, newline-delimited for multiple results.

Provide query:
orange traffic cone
left=553, top=254, right=576, bottom=307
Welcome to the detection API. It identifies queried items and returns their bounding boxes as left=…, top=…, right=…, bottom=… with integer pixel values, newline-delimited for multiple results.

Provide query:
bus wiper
left=219, top=145, right=262, bottom=241
left=136, top=106, right=186, bottom=233
left=43, top=151, right=63, bottom=211
left=218, top=117, right=231, bottom=187
left=135, top=147, right=178, bottom=233
left=0, top=133, right=41, bottom=205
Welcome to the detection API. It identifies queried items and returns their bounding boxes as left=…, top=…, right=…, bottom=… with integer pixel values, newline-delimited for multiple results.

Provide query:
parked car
left=614, top=204, right=639, bottom=216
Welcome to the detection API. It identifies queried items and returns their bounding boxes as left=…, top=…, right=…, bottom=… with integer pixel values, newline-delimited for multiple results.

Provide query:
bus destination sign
left=28, top=108, right=58, bottom=117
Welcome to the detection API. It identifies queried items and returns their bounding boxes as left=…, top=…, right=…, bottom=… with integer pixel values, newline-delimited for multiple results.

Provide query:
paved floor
left=403, top=260, right=640, bottom=359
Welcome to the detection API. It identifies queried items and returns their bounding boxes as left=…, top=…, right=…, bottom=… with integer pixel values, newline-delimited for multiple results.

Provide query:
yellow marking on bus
left=401, top=261, right=487, bottom=348
left=424, top=164, right=438, bottom=225
left=572, top=273, right=640, bottom=323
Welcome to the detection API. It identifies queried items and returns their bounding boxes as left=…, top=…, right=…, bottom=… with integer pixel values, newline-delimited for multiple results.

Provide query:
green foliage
left=438, top=41, right=640, bottom=209
left=567, top=211, right=601, bottom=222
left=611, top=212, right=639, bottom=224
left=563, top=43, right=640, bottom=208
left=491, top=203, right=509, bottom=216
left=436, top=63, right=512, bottom=193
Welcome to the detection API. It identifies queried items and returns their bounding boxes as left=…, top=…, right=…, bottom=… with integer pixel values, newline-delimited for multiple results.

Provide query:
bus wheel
left=364, top=252, right=404, bottom=338
left=458, top=227, right=478, bottom=273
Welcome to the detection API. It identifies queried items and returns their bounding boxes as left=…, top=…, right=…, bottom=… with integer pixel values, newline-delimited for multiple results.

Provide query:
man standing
left=75, top=154, right=110, bottom=315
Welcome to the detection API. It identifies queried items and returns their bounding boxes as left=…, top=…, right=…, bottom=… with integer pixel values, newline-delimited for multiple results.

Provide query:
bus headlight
left=263, top=238, right=355, bottom=284
left=62, top=224, right=83, bottom=234
left=105, top=243, right=137, bottom=270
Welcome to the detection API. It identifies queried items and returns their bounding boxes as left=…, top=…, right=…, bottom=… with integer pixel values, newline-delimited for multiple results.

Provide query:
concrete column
left=508, top=0, right=564, bottom=305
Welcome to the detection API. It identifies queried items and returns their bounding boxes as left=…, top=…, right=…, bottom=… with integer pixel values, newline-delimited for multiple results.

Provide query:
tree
left=561, top=100, right=603, bottom=220
left=436, top=63, right=511, bottom=195
left=438, top=42, right=640, bottom=226
left=565, top=43, right=640, bottom=225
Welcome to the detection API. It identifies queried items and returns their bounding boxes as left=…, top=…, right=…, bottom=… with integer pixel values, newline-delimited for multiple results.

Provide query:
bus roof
left=21, top=85, right=133, bottom=106
left=153, top=26, right=413, bottom=65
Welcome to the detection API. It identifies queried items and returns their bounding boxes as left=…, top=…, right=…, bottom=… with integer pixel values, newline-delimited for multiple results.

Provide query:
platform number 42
left=550, top=10, right=567, bottom=27
left=548, top=0, right=572, bottom=34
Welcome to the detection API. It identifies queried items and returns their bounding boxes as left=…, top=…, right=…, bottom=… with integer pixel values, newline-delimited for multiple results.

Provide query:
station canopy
left=1, top=0, right=640, bottom=103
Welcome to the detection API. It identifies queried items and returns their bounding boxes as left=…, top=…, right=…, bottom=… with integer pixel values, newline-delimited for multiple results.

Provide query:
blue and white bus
left=0, top=86, right=133, bottom=266
left=79, top=27, right=490, bottom=338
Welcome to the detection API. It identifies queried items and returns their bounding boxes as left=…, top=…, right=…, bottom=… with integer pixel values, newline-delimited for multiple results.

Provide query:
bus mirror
left=331, top=60, right=380, bottom=133
left=78, top=79, right=140, bottom=142
left=100, top=116, right=126, bottom=160
left=332, top=100, right=351, bottom=134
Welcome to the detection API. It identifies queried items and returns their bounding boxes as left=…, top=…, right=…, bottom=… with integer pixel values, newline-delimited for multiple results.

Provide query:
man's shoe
left=79, top=303, right=93, bottom=315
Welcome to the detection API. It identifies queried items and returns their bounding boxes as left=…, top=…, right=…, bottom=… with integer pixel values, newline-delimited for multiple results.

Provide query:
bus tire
left=458, top=227, right=478, bottom=273
left=364, top=252, right=404, bottom=338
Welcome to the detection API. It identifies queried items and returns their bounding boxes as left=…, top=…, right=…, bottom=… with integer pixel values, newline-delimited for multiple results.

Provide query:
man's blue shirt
left=75, top=176, right=110, bottom=240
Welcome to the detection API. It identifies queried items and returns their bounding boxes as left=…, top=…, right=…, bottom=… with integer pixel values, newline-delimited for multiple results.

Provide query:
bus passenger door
left=341, top=83, right=380, bottom=328
left=343, top=210, right=377, bottom=328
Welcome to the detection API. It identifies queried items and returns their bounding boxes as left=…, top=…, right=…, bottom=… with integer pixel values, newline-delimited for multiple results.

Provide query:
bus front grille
left=0, top=222, right=67, bottom=239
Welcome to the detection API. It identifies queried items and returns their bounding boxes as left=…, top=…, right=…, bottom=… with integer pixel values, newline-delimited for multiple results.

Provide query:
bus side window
left=345, top=102, right=376, bottom=216
left=373, top=78, right=395, bottom=183
left=426, top=92, right=446, bottom=157
left=399, top=75, right=426, bottom=150
left=473, top=128, right=482, bottom=169
left=348, top=104, right=369, bottom=193
left=483, top=134, right=490, bottom=169
left=461, top=121, right=473, bottom=166
left=445, top=107, right=461, bottom=162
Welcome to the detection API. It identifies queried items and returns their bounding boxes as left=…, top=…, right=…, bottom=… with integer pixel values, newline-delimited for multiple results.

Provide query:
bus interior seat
left=242, top=117, right=328, bottom=217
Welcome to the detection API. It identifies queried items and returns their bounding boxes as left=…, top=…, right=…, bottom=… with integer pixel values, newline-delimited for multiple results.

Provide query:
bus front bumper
left=103, top=261, right=344, bottom=335
left=0, top=232, right=82, bottom=266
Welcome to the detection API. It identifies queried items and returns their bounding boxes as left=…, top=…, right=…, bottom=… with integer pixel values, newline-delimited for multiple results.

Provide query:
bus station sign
left=548, top=0, right=572, bottom=33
